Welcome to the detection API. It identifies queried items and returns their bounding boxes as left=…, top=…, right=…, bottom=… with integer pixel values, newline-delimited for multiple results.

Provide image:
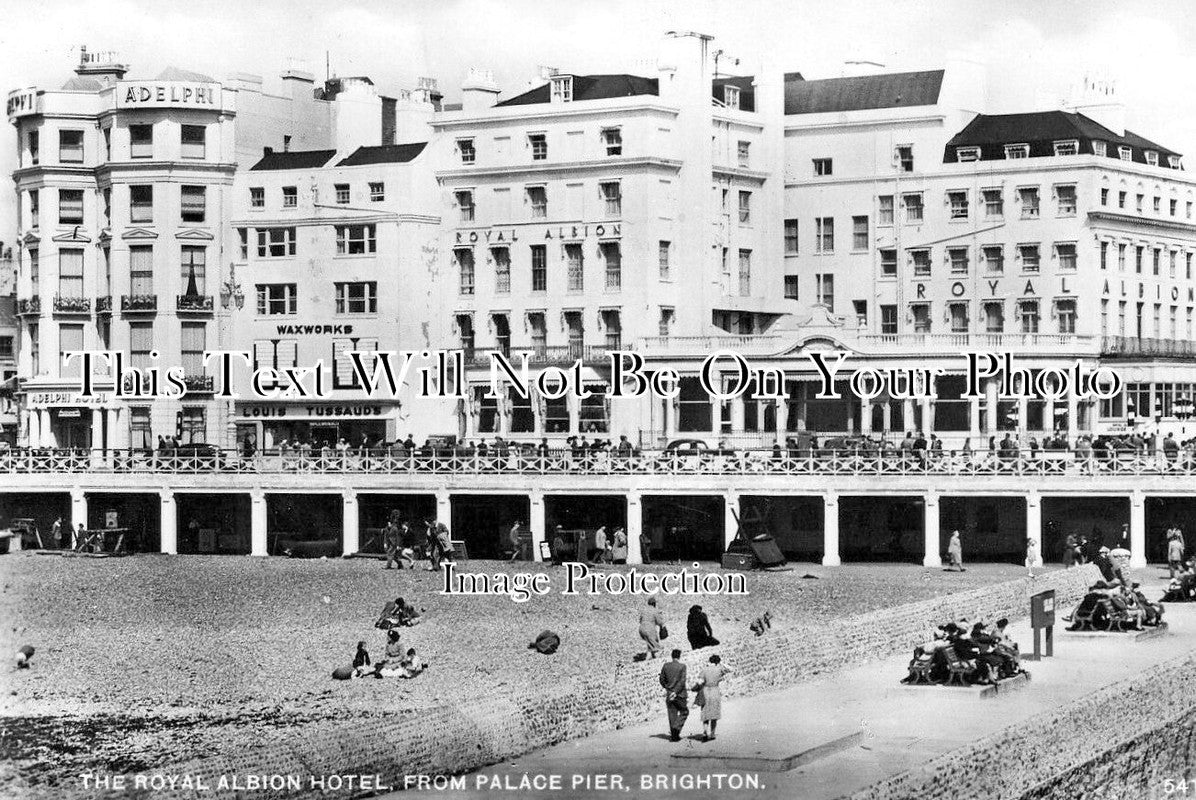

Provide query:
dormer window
left=1118, top=146, right=1132, bottom=161
left=1053, top=140, right=1078, bottom=156
left=1145, top=150, right=1159, bottom=167
left=1168, top=155, right=1182, bottom=169
left=550, top=75, right=573, bottom=103
left=956, top=147, right=980, bottom=162
left=723, top=85, right=740, bottom=109
left=601, top=127, right=622, bottom=157
left=1093, top=140, right=1107, bottom=157
left=1004, top=143, right=1029, bottom=160
left=457, top=138, right=475, bottom=164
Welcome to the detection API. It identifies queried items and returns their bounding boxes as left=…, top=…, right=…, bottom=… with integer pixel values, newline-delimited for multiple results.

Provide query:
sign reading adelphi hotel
left=116, top=81, right=222, bottom=109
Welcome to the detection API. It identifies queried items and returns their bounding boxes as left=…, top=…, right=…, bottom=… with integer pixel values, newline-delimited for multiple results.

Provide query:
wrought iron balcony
left=16, top=297, right=40, bottom=315
left=1101, top=335, right=1196, bottom=358
left=53, top=295, right=92, bottom=314
left=121, top=294, right=158, bottom=313
left=182, top=374, right=214, bottom=392
left=96, top=296, right=113, bottom=314
left=176, top=294, right=214, bottom=312
left=462, top=345, right=610, bottom=368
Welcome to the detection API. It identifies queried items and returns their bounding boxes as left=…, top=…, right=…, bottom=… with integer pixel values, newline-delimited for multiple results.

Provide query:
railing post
left=529, top=490, right=545, bottom=562
left=159, top=489, right=177, bottom=554
left=626, top=492, right=643, bottom=565
left=1026, top=491, right=1043, bottom=567
left=1130, top=490, right=1147, bottom=569
left=70, top=488, right=88, bottom=548
left=724, top=492, right=739, bottom=554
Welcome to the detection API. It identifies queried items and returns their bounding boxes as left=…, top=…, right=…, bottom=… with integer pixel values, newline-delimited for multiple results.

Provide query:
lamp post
left=218, top=261, right=244, bottom=451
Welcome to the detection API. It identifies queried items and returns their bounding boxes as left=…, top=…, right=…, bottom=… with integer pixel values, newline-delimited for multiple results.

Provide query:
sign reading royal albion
left=117, top=81, right=222, bottom=109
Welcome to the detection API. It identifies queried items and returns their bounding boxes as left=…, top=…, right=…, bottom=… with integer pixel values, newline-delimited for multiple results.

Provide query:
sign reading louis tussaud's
left=116, top=81, right=221, bottom=109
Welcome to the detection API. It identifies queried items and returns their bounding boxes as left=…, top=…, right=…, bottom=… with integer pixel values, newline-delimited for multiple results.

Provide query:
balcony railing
left=16, top=297, right=40, bottom=315
left=53, top=295, right=91, bottom=314
left=855, top=332, right=1097, bottom=354
left=1101, top=336, right=1196, bottom=358
left=182, top=374, right=214, bottom=392
left=1, top=447, right=1194, bottom=477
left=176, top=294, right=214, bottom=312
left=96, top=296, right=113, bottom=314
left=463, top=345, right=610, bottom=367
left=121, top=294, right=158, bottom=313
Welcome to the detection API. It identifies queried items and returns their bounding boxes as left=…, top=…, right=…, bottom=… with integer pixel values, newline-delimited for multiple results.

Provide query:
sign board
left=1031, top=589, right=1055, bottom=628
left=6, top=88, right=39, bottom=121
left=27, top=392, right=116, bottom=409
left=105, top=510, right=119, bottom=530
left=116, top=82, right=223, bottom=110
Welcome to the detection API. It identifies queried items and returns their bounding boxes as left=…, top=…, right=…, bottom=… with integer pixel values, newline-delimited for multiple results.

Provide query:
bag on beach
left=659, top=626, right=669, bottom=640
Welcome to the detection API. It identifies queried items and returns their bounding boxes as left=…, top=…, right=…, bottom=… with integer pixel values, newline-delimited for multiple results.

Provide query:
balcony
left=182, top=374, right=214, bottom=393
left=96, top=296, right=112, bottom=314
left=15, top=297, right=40, bottom=315
left=1101, top=336, right=1196, bottom=359
left=855, top=332, right=1097, bottom=356
left=462, top=345, right=610, bottom=368
left=176, top=294, right=214, bottom=313
left=121, top=294, right=158, bottom=313
left=53, top=295, right=92, bottom=315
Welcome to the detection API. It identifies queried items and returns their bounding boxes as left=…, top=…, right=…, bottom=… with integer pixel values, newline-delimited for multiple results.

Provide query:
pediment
left=51, top=230, right=91, bottom=243
left=175, top=228, right=214, bottom=241
left=122, top=227, right=159, bottom=240
left=20, top=231, right=40, bottom=246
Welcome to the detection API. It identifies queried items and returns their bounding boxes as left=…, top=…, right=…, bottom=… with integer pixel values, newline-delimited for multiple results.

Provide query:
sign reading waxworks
left=117, top=82, right=221, bottom=109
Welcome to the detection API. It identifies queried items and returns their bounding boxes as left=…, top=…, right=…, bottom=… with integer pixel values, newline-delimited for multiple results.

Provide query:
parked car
left=665, top=438, right=710, bottom=453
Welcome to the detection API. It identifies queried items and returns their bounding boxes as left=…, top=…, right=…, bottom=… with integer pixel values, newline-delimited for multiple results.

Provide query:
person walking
left=658, top=649, right=689, bottom=742
left=1025, top=537, right=1037, bottom=578
left=591, top=525, right=609, bottom=564
left=639, top=597, right=665, bottom=659
left=1169, top=527, right=1186, bottom=579
left=508, top=521, right=523, bottom=561
left=946, top=530, right=965, bottom=572
left=51, top=516, right=63, bottom=549
left=612, top=527, right=628, bottom=564
left=382, top=518, right=401, bottom=569
left=695, top=654, right=732, bottom=741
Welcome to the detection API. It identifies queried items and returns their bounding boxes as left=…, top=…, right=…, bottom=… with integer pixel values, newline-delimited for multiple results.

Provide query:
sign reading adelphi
left=117, top=82, right=221, bottom=109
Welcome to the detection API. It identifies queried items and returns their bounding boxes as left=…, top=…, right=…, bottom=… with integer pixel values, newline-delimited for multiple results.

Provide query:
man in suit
left=659, top=649, right=689, bottom=742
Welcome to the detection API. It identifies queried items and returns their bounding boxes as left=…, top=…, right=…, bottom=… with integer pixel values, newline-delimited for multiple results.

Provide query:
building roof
left=155, top=66, right=216, bottom=83
left=784, top=70, right=944, bottom=115
left=336, top=142, right=427, bottom=166
left=60, top=76, right=104, bottom=91
left=496, top=74, right=659, bottom=107
left=944, top=111, right=1182, bottom=165
left=712, top=75, right=755, bottom=112
left=249, top=149, right=337, bottom=171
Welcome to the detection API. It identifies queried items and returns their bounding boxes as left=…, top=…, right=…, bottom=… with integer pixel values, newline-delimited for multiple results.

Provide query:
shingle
left=249, top=149, right=337, bottom=171
left=336, top=142, right=428, bottom=166
left=944, top=111, right=1182, bottom=164
left=155, top=66, right=216, bottom=83
left=784, top=70, right=944, bottom=115
left=496, top=74, right=658, bottom=107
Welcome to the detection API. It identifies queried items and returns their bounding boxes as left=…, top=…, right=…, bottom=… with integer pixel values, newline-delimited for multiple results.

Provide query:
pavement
left=381, top=567, right=1192, bottom=800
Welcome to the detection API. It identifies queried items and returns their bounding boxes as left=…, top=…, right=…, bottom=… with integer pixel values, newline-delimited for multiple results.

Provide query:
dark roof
left=496, top=74, right=658, bottom=107
left=336, top=142, right=428, bottom=166
left=249, top=149, right=337, bottom=171
left=944, top=111, right=1182, bottom=165
left=712, top=76, right=755, bottom=112
left=784, top=70, right=944, bottom=115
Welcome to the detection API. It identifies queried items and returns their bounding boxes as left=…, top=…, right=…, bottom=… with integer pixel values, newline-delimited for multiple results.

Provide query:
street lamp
left=220, top=261, right=244, bottom=310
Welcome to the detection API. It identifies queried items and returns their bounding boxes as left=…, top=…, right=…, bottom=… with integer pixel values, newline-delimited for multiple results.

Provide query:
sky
left=0, top=0, right=1194, bottom=241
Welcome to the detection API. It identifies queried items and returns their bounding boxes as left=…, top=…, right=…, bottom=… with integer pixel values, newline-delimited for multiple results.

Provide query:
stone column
left=822, top=493, right=840, bottom=566
left=70, top=488, right=88, bottom=548
left=775, top=399, right=789, bottom=437
left=969, top=395, right=981, bottom=445
left=985, top=378, right=999, bottom=436
left=1066, top=393, right=1079, bottom=444
left=923, top=491, right=942, bottom=567
left=26, top=409, right=40, bottom=449
left=724, top=492, right=740, bottom=551
left=1130, top=491, right=1147, bottom=569
left=110, top=407, right=129, bottom=450
left=1026, top=492, right=1043, bottom=567
left=39, top=409, right=52, bottom=447
left=626, top=492, right=643, bottom=565
left=902, top=399, right=915, bottom=435
left=342, top=490, right=359, bottom=556
left=159, top=489, right=177, bottom=555
left=250, top=490, right=268, bottom=556
left=860, top=397, right=873, bottom=435
left=529, top=490, right=545, bottom=562
left=436, top=490, right=452, bottom=531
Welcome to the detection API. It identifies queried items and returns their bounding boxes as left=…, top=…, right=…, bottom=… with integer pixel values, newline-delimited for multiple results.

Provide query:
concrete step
left=669, top=727, right=863, bottom=772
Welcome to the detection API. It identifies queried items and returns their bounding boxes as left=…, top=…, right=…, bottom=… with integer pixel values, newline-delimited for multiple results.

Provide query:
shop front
left=25, top=390, right=118, bottom=449
left=235, top=401, right=397, bottom=451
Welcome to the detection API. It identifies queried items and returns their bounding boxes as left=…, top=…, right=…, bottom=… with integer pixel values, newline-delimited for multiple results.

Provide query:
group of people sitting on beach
left=903, top=617, right=1026, bottom=686
left=1163, top=558, right=1196, bottom=602
left=334, top=596, right=429, bottom=680
left=1067, top=580, right=1164, bottom=631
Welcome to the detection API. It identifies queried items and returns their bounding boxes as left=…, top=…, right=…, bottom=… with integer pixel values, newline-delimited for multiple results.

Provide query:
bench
left=943, top=645, right=976, bottom=686
left=905, top=654, right=935, bottom=684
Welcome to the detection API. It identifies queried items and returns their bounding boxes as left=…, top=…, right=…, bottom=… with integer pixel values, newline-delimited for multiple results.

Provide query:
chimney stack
left=461, top=68, right=500, bottom=111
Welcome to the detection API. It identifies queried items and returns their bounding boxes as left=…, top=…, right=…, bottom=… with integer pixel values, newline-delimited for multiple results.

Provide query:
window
left=181, top=124, right=205, bottom=158
left=948, top=247, right=969, bottom=275
left=910, top=249, right=931, bottom=277
left=602, top=128, right=623, bottom=156
left=1056, top=185, right=1076, bottom=215
left=529, top=313, right=548, bottom=356
left=28, top=248, right=38, bottom=295
left=815, top=217, right=834, bottom=253
left=956, top=147, right=979, bottom=162
left=335, top=282, right=377, bottom=314
left=948, top=302, right=969, bottom=333
left=282, top=186, right=297, bottom=208
left=737, top=249, right=751, bottom=296
left=738, top=191, right=751, bottom=224
left=853, top=300, right=868, bottom=328
left=1004, top=143, right=1029, bottom=159
left=659, top=241, right=671, bottom=279
left=600, top=181, right=622, bottom=217
left=1118, top=191, right=1127, bottom=209
left=1019, top=300, right=1040, bottom=333
left=58, top=324, right=84, bottom=379
left=895, top=145, right=913, bottom=171
left=369, top=182, right=385, bottom=201
left=530, top=244, right=547, bottom=292
left=1094, top=141, right=1107, bottom=157
left=737, top=140, right=750, bottom=167
left=335, top=224, right=376, bottom=255
left=180, top=186, right=206, bottom=223
left=1018, top=187, right=1039, bottom=218
left=1146, top=151, right=1159, bottom=167
left=1119, top=243, right=1127, bottom=271
left=256, top=284, right=297, bottom=315
left=1100, top=188, right=1109, bottom=206
left=455, top=249, right=475, bottom=295
left=332, top=338, right=379, bottom=390
left=813, top=158, right=832, bottom=176
left=129, top=246, right=153, bottom=295
left=1136, top=245, right=1144, bottom=273
left=1153, top=247, right=1161, bottom=276
left=0, top=336, right=11, bottom=358
left=102, top=127, right=111, bottom=161
left=1055, top=242, right=1077, bottom=270
left=28, top=323, right=39, bottom=375
left=815, top=274, right=834, bottom=310
left=1018, top=244, right=1040, bottom=273
left=1171, top=250, right=1179, bottom=278
left=1053, top=140, right=1078, bottom=156
left=27, top=130, right=38, bottom=165
left=335, top=184, right=350, bottom=204
left=911, top=303, right=931, bottom=333
left=878, top=195, right=894, bottom=225
left=984, top=301, right=1004, bottom=333
left=181, top=323, right=206, bottom=377
left=492, top=247, right=511, bottom=293
left=1170, top=198, right=1178, bottom=216
left=1100, top=241, right=1108, bottom=270
left=59, top=189, right=83, bottom=225
left=1051, top=300, right=1072, bottom=333
left=256, top=228, right=296, bottom=257
left=527, top=185, right=547, bottom=218
left=948, top=191, right=969, bottom=219
left=784, top=219, right=799, bottom=254
left=983, top=189, right=1003, bottom=218
left=1154, top=196, right=1161, bottom=214
left=129, top=124, right=153, bottom=158
left=27, top=190, right=38, bottom=229
left=1119, top=146, right=1132, bottom=161
left=58, top=249, right=83, bottom=299
left=723, top=85, right=740, bottom=109
left=250, top=187, right=264, bottom=208
left=59, top=130, right=83, bottom=163
left=880, top=249, right=897, bottom=277
left=566, top=243, right=584, bottom=291
left=529, top=133, right=547, bottom=160
left=181, top=246, right=206, bottom=294
left=456, top=190, right=475, bottom=222
left=457, top=138, right=475, bottom=164
left=1137, top=194, right=1145, bottom=213
left=903, top=193, right=923, bottom=222
left=1169, top=155, right=1182, bottom=169
left=602, top=242, right=621, bottom=290
left=129, top=185, right=153, bottom=223
left=881, top=305, right=898, bottom=335
left=237, top=228, right=248, bottom=260
left=852, top=215, right=869, bottom=250
left=982, top=246, right=1004, bottom=274
left=783, top=276, right=799, bottom=300
left=550, top=75, right=573, bottom=103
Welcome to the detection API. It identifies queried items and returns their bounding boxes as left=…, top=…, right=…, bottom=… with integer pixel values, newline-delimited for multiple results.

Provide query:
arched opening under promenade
left=357, top=494, right=437, bottom=555
left=0, top=492, right=72, bottom=548
left=450, top=494, right=531, bottom=559
left=176, top=493, right=252, bottom=555
left=839, top=496, right=923, bottom=563
left=266, top=493, right=342, bottom=557
left=86, top=492, right=161, bottom=553
left=939, top=496, right=1026, bottom=564
left=1145, top=496, right=1196, bottom=564
left=1041, top=496, right=1130, bottom=564
left=641, top=495, right=725, bottom=562
left=739, top=496, right=823, bottom=561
